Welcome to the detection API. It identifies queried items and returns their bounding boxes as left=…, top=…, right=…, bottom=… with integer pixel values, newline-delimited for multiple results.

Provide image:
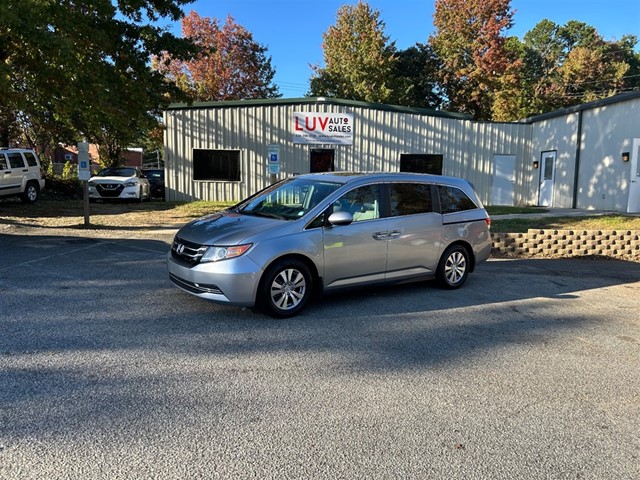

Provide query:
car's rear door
left=1, top=152, right=26, bottom=194
left=0, top=153, right=11, bottom=194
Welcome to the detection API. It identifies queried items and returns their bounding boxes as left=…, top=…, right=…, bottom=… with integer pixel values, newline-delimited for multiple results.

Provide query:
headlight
left=201, top=244, right=252, bottom=263
left=124, top=181, right=137, bottom=187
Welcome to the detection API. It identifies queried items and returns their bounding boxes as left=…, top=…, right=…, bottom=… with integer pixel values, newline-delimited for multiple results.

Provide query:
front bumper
left=89, top=184, right=140, bottom=199
left=167, top=252, right=263, bottom=307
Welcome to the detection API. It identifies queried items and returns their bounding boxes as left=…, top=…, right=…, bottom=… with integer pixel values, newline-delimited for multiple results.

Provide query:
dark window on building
left=310, top=149, right=335, bottom=173
left=193, top=149, right=241, bottom=181
left=400, top=154, right=443, bottom=175
left=389, top=183, right=433, bottom=216
left=438, top=185, right=477, bottom=214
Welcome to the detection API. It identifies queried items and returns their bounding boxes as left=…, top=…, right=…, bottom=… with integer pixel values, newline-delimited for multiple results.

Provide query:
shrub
left=43, top=174, right=83, bottom=199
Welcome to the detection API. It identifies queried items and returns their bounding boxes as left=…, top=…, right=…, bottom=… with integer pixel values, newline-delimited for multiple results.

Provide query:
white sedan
left=88, top=167, right=151, bottom=202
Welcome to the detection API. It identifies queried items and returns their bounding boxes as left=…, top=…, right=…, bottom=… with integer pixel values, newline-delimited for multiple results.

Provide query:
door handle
left=372, top=232, right=389, bottom=241
left=387, top=230, right=402, bottom=239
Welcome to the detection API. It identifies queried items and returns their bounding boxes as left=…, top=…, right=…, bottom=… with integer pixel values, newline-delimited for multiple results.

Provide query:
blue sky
left=164, top=0, right=640, bottom=98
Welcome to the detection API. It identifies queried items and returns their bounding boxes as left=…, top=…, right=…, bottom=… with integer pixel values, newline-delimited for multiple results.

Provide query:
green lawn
left=490, top=214, right=640, bottom=233
left=485, top=206, right=549, bottom=216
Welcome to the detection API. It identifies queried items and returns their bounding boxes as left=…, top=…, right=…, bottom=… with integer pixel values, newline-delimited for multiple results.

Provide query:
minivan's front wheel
left=259, top=259, right=312, bottom=318
left=436, top=245, right=469, bottom=289
left=21, top=182, right=40, bottom=204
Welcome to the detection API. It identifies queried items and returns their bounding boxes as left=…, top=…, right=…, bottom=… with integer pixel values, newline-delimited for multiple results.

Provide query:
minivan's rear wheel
left=259, top=259, right=312, bottom=318
left=21, top=182, right=40, bottom=204
left=436, top=245, right=469, bottom=289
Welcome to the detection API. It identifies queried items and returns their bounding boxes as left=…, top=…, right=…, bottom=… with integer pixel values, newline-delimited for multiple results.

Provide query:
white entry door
left=538, top=151, right=556, bottom=207
left=627, top=138, right=640, bottom=213
left=491, top=154, right=516, bottom=205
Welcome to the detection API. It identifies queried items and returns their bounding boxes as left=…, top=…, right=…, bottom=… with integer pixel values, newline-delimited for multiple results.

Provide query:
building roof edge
left=520, top=90, right=640, bottom=123
left=165, top=97, right=473, bottom=120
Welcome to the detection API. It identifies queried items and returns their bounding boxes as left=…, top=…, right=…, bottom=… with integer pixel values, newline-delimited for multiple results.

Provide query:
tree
left=429, top=0, right=516, bottom=120
left=491, top=36, right=529, bottom=121
left=500, top=20, right=639, bottom=119
left=559, top=45, right=629, bottom=103
left=309, top=1, right=396, bottom=103
left=615, top=35, right=640, bottom=93
left=155, top=12, right=279, bottom=101
left=0, top=0, right=196, bottom=164
left=388, top=44, right=443, bottom=109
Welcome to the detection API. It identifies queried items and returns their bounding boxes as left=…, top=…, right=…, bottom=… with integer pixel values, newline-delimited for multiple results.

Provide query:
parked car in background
left=0, top=148, right=45, bottom=203
left=142, top=168, right=165, bottom=200
left=168, top=172, right=492, bottom=318
left=88, top=167, right=150, bottom=202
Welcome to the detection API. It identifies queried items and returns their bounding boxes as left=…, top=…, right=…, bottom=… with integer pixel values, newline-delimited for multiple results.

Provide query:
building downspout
left=571, top=110, right=583, bottom=209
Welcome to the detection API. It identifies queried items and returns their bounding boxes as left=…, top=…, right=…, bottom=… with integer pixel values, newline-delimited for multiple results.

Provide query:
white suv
left=0, top=148, right=46, bottom=203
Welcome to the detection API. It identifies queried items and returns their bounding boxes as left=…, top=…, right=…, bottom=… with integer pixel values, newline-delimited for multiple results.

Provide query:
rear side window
left=389, top=183, right=433, bottom=216
left=438, top=185, right=478, bottom=214
left=24, top=152, right=39, bottom=167
left=7, top=153, right=25, bottom=168
left=0, top=154, right=6, bottom=170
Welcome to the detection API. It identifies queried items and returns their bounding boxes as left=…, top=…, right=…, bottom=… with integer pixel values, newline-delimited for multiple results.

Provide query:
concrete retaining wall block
left=491, top=229, right=640, bottom=261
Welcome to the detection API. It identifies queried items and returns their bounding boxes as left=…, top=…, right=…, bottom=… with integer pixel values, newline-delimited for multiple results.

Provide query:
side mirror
left=328, top=211, right=354, bottom=226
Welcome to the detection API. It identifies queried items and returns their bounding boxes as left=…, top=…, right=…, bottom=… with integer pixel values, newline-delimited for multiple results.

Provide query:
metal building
left=164, top=93, right=640, bottom=213
left=526, top=91, right=640, bottom=212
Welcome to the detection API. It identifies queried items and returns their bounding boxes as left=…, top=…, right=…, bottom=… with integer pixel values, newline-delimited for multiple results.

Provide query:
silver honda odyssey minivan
left=168, top=172, right=492, bottom=317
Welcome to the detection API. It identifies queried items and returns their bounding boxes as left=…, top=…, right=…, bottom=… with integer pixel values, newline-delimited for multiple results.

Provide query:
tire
left=20, top=182, right=40, bottom=204
left=436, top=245, right=470, bottom=289
left=259, top=259, right=312, bottom=318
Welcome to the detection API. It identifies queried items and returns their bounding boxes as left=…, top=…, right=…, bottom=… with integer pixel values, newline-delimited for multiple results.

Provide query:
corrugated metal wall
left=164, top=100, right=532, bottom=205
left=578, top=100, right=639, bottom=211
left=530, top=113, right=580, bottom=208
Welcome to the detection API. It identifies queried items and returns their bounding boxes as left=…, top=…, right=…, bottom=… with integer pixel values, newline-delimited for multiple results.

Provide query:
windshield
left=98, top=168, right=136, bottom=177
left=235, top=177, right=342, bottom=221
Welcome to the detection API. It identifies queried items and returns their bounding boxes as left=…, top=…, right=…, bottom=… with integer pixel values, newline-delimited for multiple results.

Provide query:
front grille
left=169, top=273, right=223, bottom=295
left=96, top=183, right=124, bottom=198
left=171, top=236, right=209, bottom=265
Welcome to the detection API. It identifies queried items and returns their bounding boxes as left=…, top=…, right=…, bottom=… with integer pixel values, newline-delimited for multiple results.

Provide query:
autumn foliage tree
left=495, top=20, right=639, bottom=119
left=430, top=0, right=517, bottom=120
left=155, top=11, right=279, bottom=101
left=0, top=0, right=196, bottom=164
left=309, top=1, right=395, bottom=103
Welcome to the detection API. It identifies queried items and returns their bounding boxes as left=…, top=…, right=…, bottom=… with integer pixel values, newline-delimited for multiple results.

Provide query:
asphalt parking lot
left=1, top=228, right=639, bottom=479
